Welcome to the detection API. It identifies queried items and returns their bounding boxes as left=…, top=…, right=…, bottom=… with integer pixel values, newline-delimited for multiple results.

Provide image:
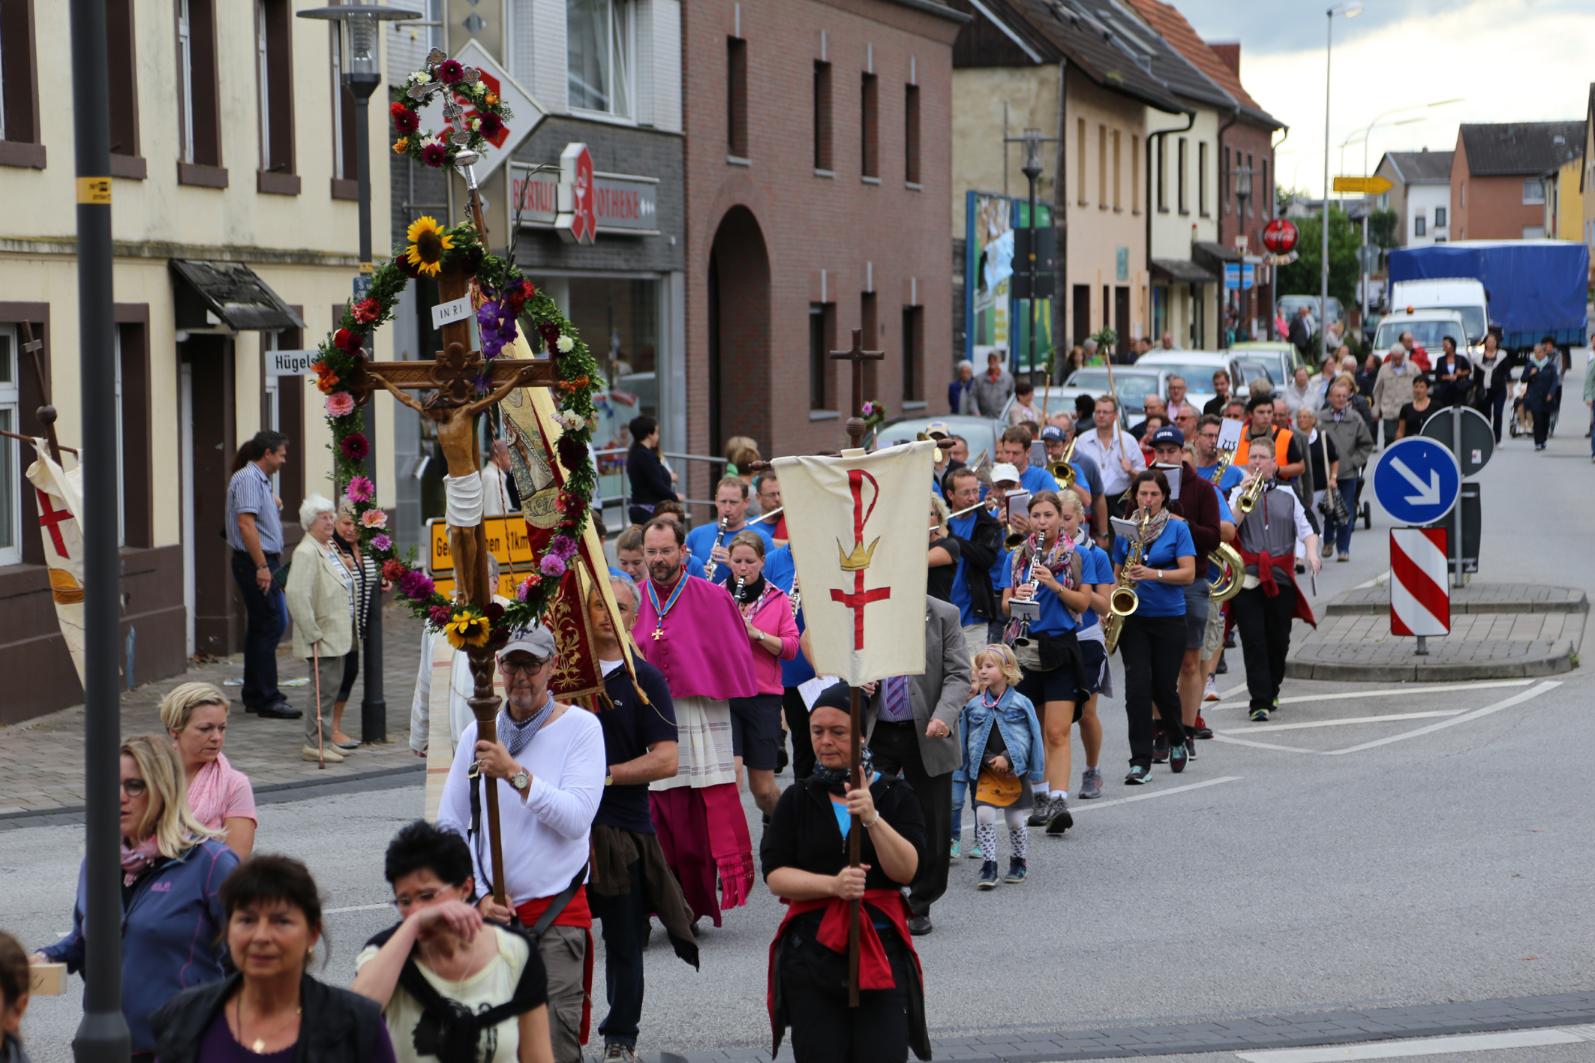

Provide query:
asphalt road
left=5, top=361, right=1594, bottom=1063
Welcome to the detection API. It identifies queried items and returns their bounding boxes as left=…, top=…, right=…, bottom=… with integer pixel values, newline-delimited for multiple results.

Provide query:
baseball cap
left=812, top=680, right=852, bottom=713
left=1150, top=425, right=1185, bottom=448
left=1039, top=425, right=1064, bottom=443
left=498, top=624, right=556, bottom=660
left=923, top=420, right=951, bottom=439
left=989, top=462, right=1021, bottom=485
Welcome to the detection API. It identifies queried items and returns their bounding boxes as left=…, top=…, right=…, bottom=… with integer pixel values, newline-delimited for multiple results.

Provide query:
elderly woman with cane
left=286, top=494, right=357, bottom=766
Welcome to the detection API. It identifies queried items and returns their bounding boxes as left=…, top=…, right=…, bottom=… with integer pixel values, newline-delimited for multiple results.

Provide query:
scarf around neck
left=811, top=745, right=875, bottom=795
left=498, top=692, right=556, bottom=759
left=121, top=836, right=163, bottom=886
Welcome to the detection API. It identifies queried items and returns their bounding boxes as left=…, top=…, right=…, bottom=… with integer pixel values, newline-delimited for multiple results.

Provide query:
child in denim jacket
left=957, top=644, right=1046, bottom=887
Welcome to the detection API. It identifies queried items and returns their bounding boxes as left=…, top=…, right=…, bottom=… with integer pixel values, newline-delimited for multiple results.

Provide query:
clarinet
left=702, top=517, right=728, bottom=582
left=734, top=572, right=747, bottom=608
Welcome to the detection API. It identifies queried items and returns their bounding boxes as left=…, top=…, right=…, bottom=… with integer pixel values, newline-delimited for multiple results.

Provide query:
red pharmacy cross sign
left=829, top=469, right=890, bottom=650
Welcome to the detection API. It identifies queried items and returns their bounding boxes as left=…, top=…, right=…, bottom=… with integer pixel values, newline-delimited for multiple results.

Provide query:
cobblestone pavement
left=1287, top=582, right=1586, bottom=682
left=661, top=992, right=1595, bottom=1062
left=0, top=603, right=430, bottom=817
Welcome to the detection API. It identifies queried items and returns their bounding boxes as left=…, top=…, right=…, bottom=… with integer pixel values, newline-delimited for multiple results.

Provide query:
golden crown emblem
left=836, top=537, right=880, bottom=572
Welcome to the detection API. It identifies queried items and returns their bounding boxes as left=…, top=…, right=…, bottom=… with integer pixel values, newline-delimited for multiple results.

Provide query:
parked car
left=874, top=413, right=1004, bottom=469
left=1030, top=366, right=1164, bottom=425
left=1130, top=351, right=1253, bottom=413
left=1372, top=308, right=1469, bottom=356
left=1278, top=294, right=1345, bottom=327
left=1232, top=341, right=1304, bottom=386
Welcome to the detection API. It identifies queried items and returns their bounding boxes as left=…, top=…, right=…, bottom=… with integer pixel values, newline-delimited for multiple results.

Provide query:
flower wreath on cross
left=315, top=210, right=600, bottom=649
left=389, top=48, right=511, bottom=168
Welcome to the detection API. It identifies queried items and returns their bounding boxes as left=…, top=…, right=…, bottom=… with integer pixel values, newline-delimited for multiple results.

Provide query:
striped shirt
left=226, top=462, right=282, bottom=553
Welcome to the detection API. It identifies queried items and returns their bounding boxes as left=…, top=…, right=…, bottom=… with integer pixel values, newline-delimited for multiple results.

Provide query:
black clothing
left=626, top=442, right=677, bottom=512
left=597, top=658, right=678, bottom=834
left=1234, top=585, right=1298, bottom=712
left=1302, top=431, right=1339, bottom=500
left=1288, top=314, right=1312, bottom=357
left=1118, top=614, right=1185, bottom=767
left=761, top=771, right=927, bottom=898
left=1432, top=353, right=1472, bottom=407
left=927, top=536, right=960, bottom=604
left=864, top=723, right=949, bottom=918
left=589, top=857, right=649, bottom=1050
left=151, top=974, right=390, bottom=1063
left=781, top=687, right=817, bottom=781
left=1396, top=400, right=1434, bottom=440
left=1202, top=395, right=1231, bottom=417
left=947, top=508, right=1003, bottom=621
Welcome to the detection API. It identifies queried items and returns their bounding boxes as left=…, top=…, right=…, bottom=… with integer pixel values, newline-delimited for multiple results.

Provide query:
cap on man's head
left=924, top=420, right=951, bottom=439
left=989, top=462, right=1021, bottom=485
left=1039, top=425, right=1064, bottom=443
left=499, top=625, right=556, bottom=660
left=812, top=681, right=852, bottom=714
left=1150, top=425, right=1185, bottom=449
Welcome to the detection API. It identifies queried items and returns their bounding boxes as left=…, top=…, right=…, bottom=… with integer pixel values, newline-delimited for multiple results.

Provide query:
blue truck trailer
left=1387, top=240, right=1589, bottom=350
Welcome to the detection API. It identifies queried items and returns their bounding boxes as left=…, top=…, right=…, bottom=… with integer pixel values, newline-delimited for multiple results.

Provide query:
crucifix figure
left=341, top=175, right=555, bottom=904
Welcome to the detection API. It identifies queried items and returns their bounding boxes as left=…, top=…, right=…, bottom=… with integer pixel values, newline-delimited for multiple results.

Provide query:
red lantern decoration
left=1262, top=218, right=1298, bottom=255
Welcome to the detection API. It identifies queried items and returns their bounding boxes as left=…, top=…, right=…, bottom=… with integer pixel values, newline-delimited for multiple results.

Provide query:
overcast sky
left=1171, top=0, right=1591, bottom=198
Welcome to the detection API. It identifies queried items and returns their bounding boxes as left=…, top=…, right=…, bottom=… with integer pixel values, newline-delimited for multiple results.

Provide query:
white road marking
left=1327, top=680, right=1560, bottom=755
left=325, top=902, right=393, bottom=915
left=1209, top=734, right=1326, bottom=755
left=1215, top=710, right=1465, bottom=734
left=1352, top=571, right=1390, bottom=590
left=1070, top=775, right=1240, bottom=811
left=1207, top=677, right=1534, bottom=709
left=1234, top=1026, right=1588, bottom=1061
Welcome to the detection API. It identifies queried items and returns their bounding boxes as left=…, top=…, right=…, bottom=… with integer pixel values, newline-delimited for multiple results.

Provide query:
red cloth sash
left=765, top=890, right=923, bottom=1038
left=1236, top=546, right=1317, bottom=627
left=516, top=889, right=594, bottom=1045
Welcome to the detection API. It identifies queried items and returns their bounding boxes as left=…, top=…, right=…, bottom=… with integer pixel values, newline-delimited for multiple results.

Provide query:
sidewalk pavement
left=1287, top=582, right=1587, bottom=682
left=0, top=603, right=429, bottom=819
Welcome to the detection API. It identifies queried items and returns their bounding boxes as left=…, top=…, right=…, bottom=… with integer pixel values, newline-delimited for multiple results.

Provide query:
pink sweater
left=740, top=587, right=800, bottom=695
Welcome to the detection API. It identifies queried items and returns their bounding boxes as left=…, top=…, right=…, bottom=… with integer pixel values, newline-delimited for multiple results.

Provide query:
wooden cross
left=830, top=328, right=885, bottom=451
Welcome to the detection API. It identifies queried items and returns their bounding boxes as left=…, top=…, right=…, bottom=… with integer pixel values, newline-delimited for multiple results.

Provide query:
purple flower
left=539, top=554, right=567, bottom=579
left=428, top=604, right=453, bottom=628
left=549, top=535, right=578, bottom=561
left=476, top=302, right=500, bottom=329
left=400, top=569, right=435, bottom=600
left=345, top=475, right=375, bottom=503
left=340, top=433, right=370, bottom=461
left=370, top=534, right=392, bottom=554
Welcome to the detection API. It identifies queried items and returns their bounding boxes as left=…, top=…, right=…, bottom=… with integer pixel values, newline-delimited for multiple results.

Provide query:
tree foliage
left=1276, top=206, right=1362, bottom=309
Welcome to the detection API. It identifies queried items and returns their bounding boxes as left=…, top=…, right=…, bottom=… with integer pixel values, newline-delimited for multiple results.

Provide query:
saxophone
left=1103, top=508, right=1150, bottom=655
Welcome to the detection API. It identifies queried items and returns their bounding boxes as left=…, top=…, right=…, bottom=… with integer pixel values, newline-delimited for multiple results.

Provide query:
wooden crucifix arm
left=369, top=372, right=429, bottom=415
left=460, top=363, right=545, bottom=417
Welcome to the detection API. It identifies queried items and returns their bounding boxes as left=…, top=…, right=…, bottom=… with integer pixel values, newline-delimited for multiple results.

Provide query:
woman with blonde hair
left=723, top=436, right=763, bottom=513
left=34, top=735, right=237, bottom=1059
left=160, top=682, right=257, bottom=856
left=285, top=494, right=357, bottom=765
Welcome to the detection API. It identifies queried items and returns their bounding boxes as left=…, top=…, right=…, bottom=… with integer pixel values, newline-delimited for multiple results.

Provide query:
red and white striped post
left=1390, top=528, right=1450, bottom=655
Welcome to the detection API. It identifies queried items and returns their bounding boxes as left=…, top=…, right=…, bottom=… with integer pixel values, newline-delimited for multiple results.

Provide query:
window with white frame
left=1523, top=225, right=1546, bottom=239
left=256, top=0, right=271, bottom=171
left=177, top=0, right=195, bottom=163
left=1415, top=215, right=1426, bottom=237
left=1522, top=178, right=1544, bottom=205
left=1434, top=206, right=1446, bottom=228
left=330, top=24, right=346, bottom=179
left=0, top=326, right=18, bottom=565
left=567, top=0, right=633, bottom=117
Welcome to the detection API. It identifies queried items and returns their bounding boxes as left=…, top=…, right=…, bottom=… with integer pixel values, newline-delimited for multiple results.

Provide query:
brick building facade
left=1451, top=121, right=1582, bottom=241
left=682, top=0, right=965, bottom=498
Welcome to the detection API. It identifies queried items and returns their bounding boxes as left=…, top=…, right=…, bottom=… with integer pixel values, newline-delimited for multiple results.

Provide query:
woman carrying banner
left=763, top=682, right=928, bottom=1063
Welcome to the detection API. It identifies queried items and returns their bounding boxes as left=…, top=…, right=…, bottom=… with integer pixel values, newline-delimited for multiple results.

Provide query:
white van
left=1388, top=278, right=1488, bottom=350
left=1373, top=308, right=1469, bottom=358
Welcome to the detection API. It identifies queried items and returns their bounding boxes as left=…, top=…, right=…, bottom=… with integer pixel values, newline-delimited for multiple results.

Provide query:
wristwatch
left=604, top=772, right=614, bottom=787
left=510, top=768, right=530, bottom=791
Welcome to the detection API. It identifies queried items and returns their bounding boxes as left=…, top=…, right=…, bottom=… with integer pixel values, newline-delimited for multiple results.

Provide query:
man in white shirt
left=1073, top=395, right=1146, bottom=509
left=1165, top=376, right=1199, bottom=423
left=480, top=439, right=517, bottom=517
left=439, top=625, right=607, bottom=1063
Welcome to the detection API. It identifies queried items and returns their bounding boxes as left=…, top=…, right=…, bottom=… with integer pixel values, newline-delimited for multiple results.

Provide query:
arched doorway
left=707, top=206, right=771, bottom=460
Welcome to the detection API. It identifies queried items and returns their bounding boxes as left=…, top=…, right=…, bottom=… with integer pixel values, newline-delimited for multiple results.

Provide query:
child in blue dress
left=957, top=644, right=1046, bottom=889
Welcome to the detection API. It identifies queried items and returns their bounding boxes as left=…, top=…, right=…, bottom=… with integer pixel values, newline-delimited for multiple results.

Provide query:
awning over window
left=169, top=260, right=306, bottom=332
left=1150, top=258, right=1216, bottom=285
left=1192, top=241, right=1242, bottom=274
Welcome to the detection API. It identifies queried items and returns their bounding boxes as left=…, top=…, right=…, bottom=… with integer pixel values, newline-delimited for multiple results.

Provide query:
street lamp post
left=1004, top=127, right=1056, bottom=380
left=299, top=1, right=418, bottom=744
left=1234, top=163, right=1253, bottom=342
left=1322, top=1, right=1362, bottom=363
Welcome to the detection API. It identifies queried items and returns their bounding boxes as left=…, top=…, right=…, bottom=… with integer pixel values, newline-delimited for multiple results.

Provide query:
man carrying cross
left=633, top=516, right=759, bottom=926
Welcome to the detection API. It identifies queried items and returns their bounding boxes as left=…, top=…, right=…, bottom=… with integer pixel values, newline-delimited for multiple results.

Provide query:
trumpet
left=702, top=517, right=728, bottom=582
left=1049, top=434, right=1079, bottom=490
left=1103, top=509, right=1150, bottom=655
left=1208, top=541, right=1245, bottom=603
left=1235, top=474, right=1267, bottom=515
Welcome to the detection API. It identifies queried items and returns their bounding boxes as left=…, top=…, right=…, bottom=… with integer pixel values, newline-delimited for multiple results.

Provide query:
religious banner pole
left=831, top=328, right=883, bottom=1008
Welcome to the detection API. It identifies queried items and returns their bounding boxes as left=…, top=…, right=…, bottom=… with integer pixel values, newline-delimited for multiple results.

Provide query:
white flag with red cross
left=24, top=442, right=86, bottom=688
left=774, top=440, right=935, bottom=686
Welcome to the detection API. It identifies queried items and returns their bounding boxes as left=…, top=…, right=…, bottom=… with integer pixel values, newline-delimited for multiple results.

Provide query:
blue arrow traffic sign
left=1369, top=437, right=1461, bottom=526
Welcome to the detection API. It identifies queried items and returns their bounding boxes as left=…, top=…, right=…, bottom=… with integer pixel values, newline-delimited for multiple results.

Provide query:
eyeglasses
left=120, top=779, right=148, bottom=797
left=500, top=656, right=548, bottom=674
left=391, top=888, right=446, bottom=910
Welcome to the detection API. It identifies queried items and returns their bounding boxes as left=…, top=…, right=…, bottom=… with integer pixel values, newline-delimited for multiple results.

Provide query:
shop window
left=812, top=61, right=832, bottom=171
left=726, top=37, right=747, bottom=158
left=0, top=327, right=18, bottom=565
left=0, top=0, right=43, bottom=169
left=901, top=305, right=922, bottom=402
left=904, top=83, right=919, bottom=185
left=809, top=303, right=835, bottom=410
left=176, top=0, right=224, bottom=183
left=568, top=0, right=634, bottom=117
left=860, top=72, right=878, bottom=179
left=255, top=0, right=296, bottom=193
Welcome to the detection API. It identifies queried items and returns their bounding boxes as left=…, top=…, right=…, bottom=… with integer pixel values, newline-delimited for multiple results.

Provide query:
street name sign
left=1332, top=175, right=1393, bottom=195
left=1370, top=437, right=1460, bottom=525
left=265, top=349, right=317, bottom=377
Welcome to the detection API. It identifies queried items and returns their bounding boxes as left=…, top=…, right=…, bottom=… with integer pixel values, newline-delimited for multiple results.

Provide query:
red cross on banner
left=829, top=469, right=890, bottom=649
left=36, top=488, right=75, bottom=558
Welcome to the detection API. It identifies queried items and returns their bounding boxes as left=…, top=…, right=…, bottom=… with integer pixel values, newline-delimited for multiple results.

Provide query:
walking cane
left=312, top=644, right=326, bottom=770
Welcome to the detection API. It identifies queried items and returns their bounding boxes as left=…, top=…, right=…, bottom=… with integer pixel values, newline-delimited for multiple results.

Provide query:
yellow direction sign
left=432, top=573, right=522, bottom=600
left=427, top=516, right=533, bottom=574
left=1333, top=175, right=1393, bottom=195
